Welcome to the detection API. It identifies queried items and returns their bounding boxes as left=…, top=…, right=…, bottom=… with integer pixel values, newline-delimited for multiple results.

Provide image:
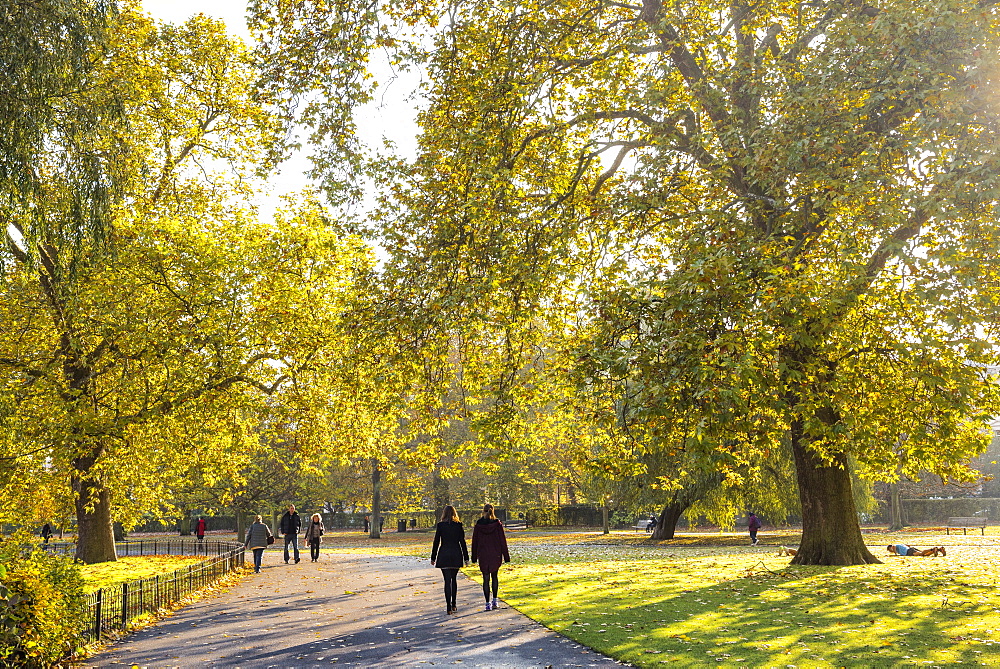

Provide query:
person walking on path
left=41, top=522, right=52, bottom=545
left=195, top=517, right=207, bottom=542
left=431, top=505, right=469, bottom=615
left=303, top=512, right=325, bottom=562
left=364, top=515, right=370, bottom=533
left=471, top=503, right=510, bottom=611
left=280, top=504, right=302, bottom=563
left=244, top=515, right=273, bottom=573
left=748, top=512, right=761, bottom=546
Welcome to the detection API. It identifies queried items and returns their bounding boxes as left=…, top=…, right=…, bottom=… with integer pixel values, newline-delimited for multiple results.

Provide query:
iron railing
left=77, top=540, right=245, bottom=642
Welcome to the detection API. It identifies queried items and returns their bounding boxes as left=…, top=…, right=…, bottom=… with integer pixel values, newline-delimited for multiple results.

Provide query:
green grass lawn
left=499, top=534, right=1000, bottom=667
left=78, top=555, right=204, bottom=593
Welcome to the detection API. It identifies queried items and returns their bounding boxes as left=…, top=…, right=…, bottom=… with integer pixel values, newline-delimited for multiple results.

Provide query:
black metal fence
left=75, top=540, right=245, bottom=642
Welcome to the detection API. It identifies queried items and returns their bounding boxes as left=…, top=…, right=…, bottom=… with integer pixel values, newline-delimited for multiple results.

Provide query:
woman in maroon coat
left=471, top=503, right=510, bottom=610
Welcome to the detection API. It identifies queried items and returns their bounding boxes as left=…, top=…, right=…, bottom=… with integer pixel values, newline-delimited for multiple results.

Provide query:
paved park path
left=89, top=549, right=622, bottom=668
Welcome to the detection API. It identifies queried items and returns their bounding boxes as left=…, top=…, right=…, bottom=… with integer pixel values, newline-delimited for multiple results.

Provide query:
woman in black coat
left=430, top=505, right=469, bottom=614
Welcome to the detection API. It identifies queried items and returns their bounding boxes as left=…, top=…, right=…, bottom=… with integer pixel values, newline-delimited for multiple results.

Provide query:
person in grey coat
left=245, top=515, right=274, bottom=573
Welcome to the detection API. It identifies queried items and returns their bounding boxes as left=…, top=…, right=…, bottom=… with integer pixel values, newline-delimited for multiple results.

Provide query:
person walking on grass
left=245, top=515, right=274, bottom=573
left=471, top=503, right=510, bottom=611
left=280, top=504, right=302, bottom=563
left=748, top=511, right=762, bottom=546
left=303, top=513, right=325, bottom=562
left=431, top=505, right=469, bottom=615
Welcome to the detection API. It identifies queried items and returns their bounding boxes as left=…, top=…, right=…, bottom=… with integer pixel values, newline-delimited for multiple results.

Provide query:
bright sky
left=140, top=0, right=420, bottom=218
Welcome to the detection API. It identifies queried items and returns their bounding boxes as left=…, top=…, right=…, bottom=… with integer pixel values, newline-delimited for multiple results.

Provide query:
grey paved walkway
left=89, top=550, right=622, bottom=668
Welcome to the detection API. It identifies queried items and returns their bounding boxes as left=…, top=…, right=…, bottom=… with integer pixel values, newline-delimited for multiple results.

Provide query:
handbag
left=267, top=535, right=275, bottom=545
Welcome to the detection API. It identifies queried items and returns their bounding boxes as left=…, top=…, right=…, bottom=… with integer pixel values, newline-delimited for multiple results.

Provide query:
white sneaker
left=484, top=601, right=492, bottom=611
left=491, top=598, right=499, bottom=609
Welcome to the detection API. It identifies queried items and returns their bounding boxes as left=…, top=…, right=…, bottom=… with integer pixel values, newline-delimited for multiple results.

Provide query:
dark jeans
left=252, top=548, right=264, bottom=572
left=750, top=529, right=758, bottom=543
left=481, top=569, right=498, bottom=601
left=284, top=534, right=300, bottom=562
left=441, top=568, right=459, bottom=609
left=309, top=538, right=320, bottom=560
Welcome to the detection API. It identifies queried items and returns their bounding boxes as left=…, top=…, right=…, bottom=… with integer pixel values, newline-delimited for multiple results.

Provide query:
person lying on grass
left=887, top=544, right=946, bottom=557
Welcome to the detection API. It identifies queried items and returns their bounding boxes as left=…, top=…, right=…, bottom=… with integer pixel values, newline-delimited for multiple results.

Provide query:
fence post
left=121, top=582, right=129, bottom=629
left=94, top=589, right=103, bottom=641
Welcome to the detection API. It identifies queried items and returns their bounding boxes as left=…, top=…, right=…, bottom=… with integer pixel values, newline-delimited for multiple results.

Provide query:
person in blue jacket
left=887, top=543, right=945, bottom=557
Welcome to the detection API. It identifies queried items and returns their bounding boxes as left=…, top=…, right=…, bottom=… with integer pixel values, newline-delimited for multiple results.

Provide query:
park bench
left=504, top=519, right=527, bottom=530
left=946, top=517, right=987, bottom=535
left=633, top=519, right=652, bottom=532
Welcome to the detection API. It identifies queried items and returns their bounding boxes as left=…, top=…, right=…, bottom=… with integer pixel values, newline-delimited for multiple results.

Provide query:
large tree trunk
left=790, top=428, right=880, bottom=565
left=651, top=501, right=688, bottom=540
left=179, top=508, right=192, bottom=536
left=432, top=468, right=450, bottom=509
left=370, top=458, right=381, bottom=539
left=888, top=480, right=904, bottom=532
left=74, top=478, right=117, bottom=564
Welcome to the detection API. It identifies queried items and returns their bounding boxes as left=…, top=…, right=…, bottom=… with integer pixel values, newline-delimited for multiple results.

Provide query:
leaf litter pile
left=501, top=540, right=1000, bottom=667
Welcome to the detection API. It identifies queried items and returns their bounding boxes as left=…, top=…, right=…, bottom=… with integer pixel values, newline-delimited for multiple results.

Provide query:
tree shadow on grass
left=511, top=553, right=998, bottom=667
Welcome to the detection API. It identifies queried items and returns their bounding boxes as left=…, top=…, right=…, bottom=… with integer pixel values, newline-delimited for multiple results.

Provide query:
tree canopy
left=255, top=0, right=1000, bottom=564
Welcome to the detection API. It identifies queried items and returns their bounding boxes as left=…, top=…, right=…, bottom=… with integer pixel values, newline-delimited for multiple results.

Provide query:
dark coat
left=431, top=520, right=468, bottom=569
left=280, top=511, right=301, bottom=535
left=471, top=518, right=510, bottom=572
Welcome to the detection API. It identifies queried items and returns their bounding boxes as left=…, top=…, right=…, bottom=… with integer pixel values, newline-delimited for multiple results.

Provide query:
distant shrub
left=525, top=506, right=560, bottom=526
left=0, top=532, right=87, bottom=667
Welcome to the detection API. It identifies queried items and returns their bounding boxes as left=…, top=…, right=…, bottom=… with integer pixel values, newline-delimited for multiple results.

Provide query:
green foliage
left=524, top=506, right=561, bottom=527
left=286, top=0, right=1000, bottom=562
left=0, top=0, right=127, bottom=261
left=0, top=534, right=87, bottom=667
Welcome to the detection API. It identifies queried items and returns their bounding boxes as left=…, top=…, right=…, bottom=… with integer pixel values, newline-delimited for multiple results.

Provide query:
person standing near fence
left=471, top=503, right=510, bottom=611
left=280, top=504, right=301, bottom=564
left=303, top=513, right=325, bottom=562
left=195, top=517, right=207, bottom=542
left=431, top=505, right=469, bottom=615
left=245, top=515, right=273, bottom=573
left=41, top=522, right=52, bottom=545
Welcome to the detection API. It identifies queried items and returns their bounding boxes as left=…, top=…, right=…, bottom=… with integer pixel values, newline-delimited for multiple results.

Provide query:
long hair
left=440, top=505, right=459, bottom=523
left=311, top=513, right=321, bottom=522
left=482, top=503, right=496, bottom=520
left=254, top=514, right=262, bottom=523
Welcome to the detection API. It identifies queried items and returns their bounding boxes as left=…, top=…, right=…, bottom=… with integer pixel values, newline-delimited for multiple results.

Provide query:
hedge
left=0, top=533, right=87, bottom=667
